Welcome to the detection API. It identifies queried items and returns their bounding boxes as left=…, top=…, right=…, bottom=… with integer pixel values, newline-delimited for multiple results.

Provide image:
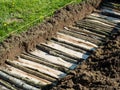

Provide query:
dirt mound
left=50, top=31, right=120, bottom=90
left=88, top=32, right=120, bottom=79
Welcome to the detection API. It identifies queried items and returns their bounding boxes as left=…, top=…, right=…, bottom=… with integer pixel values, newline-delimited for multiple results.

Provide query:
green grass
left=0, top=0, right=82, bottom=41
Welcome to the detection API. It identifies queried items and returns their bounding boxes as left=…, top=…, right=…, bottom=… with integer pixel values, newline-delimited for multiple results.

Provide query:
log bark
left=76, top=21, right=109, bottom=36
left=6, top=60, right=56, bottom=82
left=68, top=26, right=105, bottom=40
left=20, top=54, right=69, bottom=73
left=0, top=79, right=17, bottom=90
left=51, top=40, right=88, bottom=54
left=59, top=29, right=101, bottom=45
left=2, top=69, right=44, bottom=88
left=0, top=71, right=40, bottom=90
left=37, top=44, right=82, bottom=62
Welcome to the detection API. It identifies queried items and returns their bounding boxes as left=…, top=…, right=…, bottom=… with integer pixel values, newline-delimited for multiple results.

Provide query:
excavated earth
left=0, top=0, right=120, bottom=90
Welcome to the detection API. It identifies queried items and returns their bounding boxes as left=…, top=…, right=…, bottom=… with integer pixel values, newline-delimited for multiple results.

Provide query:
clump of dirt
left=0, top=0, right=102, bottom=65
left=50, top=31, right=120, bottom=90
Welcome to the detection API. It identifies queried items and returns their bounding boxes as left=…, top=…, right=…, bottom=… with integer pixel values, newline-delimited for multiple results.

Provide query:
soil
left=50, top=30, right=120, bottom=90
left=0, top=0, right=102, bottom=65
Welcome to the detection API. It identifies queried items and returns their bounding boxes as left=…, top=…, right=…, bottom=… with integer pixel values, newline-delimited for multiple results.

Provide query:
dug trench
left=0, top=0, right=120, bottom=90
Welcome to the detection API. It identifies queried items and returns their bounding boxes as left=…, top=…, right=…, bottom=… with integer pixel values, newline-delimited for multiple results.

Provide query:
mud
left=0, top=0, right=102, bottom=65
left=50, top=30, right=120, bottom=90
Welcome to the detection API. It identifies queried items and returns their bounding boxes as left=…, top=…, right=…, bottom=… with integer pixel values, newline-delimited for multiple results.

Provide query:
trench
left=0, top=1, right=120, bottom=90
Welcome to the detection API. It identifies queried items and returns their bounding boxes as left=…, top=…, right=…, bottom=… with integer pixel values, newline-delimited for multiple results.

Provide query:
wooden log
left=6, top=60, right=56, bottom=82
left=87, top=15, right=120, bottom=31
left=1, top=64, right=49, bottom=88
left=81, top=19, right=113, bottom=32
left=53, top=37, right=94, bottom=55
left=76, top=21, right=110, bottom=36
left=55, top=32, right=97, bottom=51
left=26, top=51, right=77, bottom=66
left=90, top=13, right=120, bottom=24
left=2, top=70, right=43, bottom=88
left=20, top=54, right=69, bottom=73
left=64, top=26, right=103, bottom=43
left=41, top=49, right=77, bottom=64
left=64, top=26, right=101, bottom=40
left=103, top=2, right=120, bottom=10
left=101, top=7, right=120, bottom=18
left=87, top=15, right=116, bottom=27
left=0, top=79, right=17, bottom=90
left=42, top=41, right=90, bottom=59
left=59, top=29, right=101, bottom=45
left=85, top=18, right=120, bottom=30
left=0, top=71, right=40, bottom=90
left=51, top=39, right=88, bottom=54
left=37, top=44, right=82, bottom=62
left=67, top=26, right=105, bottom=40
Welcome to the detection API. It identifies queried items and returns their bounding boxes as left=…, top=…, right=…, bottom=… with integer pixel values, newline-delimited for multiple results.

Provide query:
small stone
left=66, top=80, right=74, bottom=88
left=80, top=64, right=87, bottom=69
left=69, top=70, right=76, bottom=75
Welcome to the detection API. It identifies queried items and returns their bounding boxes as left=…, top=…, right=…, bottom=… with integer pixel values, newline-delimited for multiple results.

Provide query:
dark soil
left=0, top=0, right=102, bottom=65
left=50, top=30, right=120, bottom=90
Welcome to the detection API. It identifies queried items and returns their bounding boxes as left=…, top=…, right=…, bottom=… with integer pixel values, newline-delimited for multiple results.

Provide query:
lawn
left=0, top=0, right=82, bottom=41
